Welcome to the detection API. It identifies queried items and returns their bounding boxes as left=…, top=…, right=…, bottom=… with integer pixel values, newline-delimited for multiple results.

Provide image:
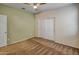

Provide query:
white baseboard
left=7, top=36, right=34, bottom=46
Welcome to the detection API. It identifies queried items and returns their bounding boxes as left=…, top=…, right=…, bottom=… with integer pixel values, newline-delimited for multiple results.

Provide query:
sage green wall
left=0, top=5, right=35, bottom=44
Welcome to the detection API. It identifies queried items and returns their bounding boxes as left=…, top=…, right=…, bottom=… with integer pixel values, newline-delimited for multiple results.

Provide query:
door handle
left=5, top=32, right=7, bottom=33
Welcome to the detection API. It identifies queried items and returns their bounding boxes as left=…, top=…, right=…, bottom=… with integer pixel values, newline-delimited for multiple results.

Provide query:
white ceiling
left=1, top=3, right=72, bottom=14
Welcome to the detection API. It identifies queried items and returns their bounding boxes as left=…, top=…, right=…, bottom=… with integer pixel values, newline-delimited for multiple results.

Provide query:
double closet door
left=37, top=17, right=55, bottom=40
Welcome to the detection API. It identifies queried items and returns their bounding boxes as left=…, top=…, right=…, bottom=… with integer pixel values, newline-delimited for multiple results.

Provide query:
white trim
left=7, top=36, right=34, bottom=46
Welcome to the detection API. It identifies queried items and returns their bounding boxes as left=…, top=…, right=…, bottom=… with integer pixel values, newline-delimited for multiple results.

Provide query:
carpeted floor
left=0, top=37, right=79, bottom=55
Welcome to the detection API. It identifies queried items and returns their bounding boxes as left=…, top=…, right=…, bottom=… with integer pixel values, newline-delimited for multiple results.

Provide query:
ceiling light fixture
left=33, top=5, right=37, bottom=9
left=30, top=3, right=40, bottom=9
left=24, top=3, right=46, bottom=9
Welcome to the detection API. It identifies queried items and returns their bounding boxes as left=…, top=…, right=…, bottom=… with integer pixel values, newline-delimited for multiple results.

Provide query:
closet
left=37, top=17, right=55, bottom=40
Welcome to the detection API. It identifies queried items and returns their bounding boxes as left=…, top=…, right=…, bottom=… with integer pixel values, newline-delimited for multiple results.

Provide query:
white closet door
left=0, top=15, right=7, bottom=47
left=38, top=18, right=54, bottom=40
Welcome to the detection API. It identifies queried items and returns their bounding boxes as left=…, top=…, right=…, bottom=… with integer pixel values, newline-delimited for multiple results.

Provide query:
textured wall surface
left=0, top=5, right=35, bottom=44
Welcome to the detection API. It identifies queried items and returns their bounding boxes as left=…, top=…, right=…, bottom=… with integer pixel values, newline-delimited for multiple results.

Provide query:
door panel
left=0, top=15, right=7, bottom=47
left=37, top=18, right=54, bottom=40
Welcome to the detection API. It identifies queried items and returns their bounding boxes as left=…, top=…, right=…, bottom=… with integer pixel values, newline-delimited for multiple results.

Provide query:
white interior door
left=0, top=15, right=7, bottom=47
left=38, top=17, right=54, bottom=40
